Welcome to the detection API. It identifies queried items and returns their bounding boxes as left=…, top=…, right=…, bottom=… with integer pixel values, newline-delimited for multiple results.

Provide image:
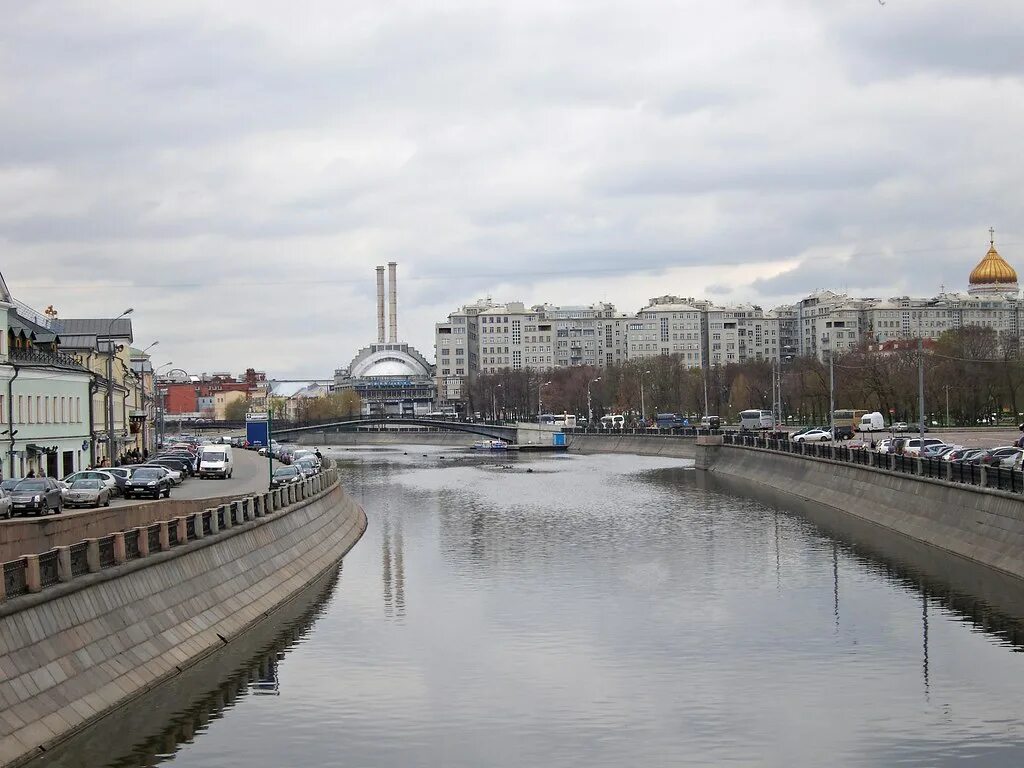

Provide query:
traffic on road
left=0, top=434, right=322, bottom=520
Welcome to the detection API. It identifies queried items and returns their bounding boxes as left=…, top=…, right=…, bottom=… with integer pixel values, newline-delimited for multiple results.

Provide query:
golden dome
left=969, top=242, right=1017, bottom=285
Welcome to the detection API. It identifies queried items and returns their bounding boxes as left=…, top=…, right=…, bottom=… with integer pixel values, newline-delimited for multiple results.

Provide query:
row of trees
left=224, top=391, right=362, bottom=422
left=465, top=327, right=1024, bottom=426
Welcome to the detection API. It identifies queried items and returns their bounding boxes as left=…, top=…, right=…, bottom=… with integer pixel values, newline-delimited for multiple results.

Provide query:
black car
left=159, top=453, right=197, bottom=474
left=124, top=468, right=173, bottom=499
left=149, top=457, right=193, bottom=477
left=10, top=478, right=63, bottom=516
left=270, top=466, right=302, bottom=488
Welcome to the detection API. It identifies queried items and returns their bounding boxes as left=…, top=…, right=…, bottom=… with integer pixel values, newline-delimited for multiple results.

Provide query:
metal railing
left=0, top=468, right=338, bottom=604
left=9, top=346, right=88, bottom=371
left=720, top=433, right=1024, bottom=495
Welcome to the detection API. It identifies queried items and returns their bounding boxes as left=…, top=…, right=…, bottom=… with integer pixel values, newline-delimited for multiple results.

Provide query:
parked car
left=294, top=458, right=319, bottom=477
left=134, top=463, right=184, bottom=485
left=1, top=478, right=21, bottom=493
left=0, top=488, right=12, bottom=519
left=104, top=467, right=133, bottom=495
left=66, top=479, right=112, bottom=508
left=148, top=457, right=191, bottom=479
left=921, top=444, right=957, bottom=459
left=794, top=429, right=833, bottom=443
left=971, top=447, right=1023, bottom=467
left=64, top=470, right=118, bottom=495
left=901, top=438, right=946, bottom=457
left=875, top=438, right=893, bottom=454
left=123, top=468, right=173, bottom=499
left=700, top=415, right=721, bottom=430
left=10, top=478, right=64, bottom=515
left=270, top=466, right=303, bottom=488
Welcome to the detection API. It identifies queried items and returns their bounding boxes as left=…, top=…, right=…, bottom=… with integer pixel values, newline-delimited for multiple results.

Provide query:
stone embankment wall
left=566, top=433, right=696, bottom=459
left=0, top=493, right=248, bottom=562
left=0, top=473, right=366, bottom=767
left=701, top=442, right=1024, bottom=581
left=300, top=431, right=471, bottom=447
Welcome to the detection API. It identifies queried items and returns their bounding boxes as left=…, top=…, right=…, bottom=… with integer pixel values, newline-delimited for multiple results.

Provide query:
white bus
left=739, top=409, right=775, bottom=431
left=552, top=413, right=577, bottom=428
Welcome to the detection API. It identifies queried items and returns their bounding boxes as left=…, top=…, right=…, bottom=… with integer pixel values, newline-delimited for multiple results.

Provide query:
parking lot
left=1, top=448, right=279, bottom=522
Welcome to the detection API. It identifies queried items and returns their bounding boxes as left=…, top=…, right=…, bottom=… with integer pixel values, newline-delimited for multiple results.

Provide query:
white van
left=858, top=412, right=886, bottom=433
left=600, top=414, right=625, bottom=429
left=198, top=445, right=234, bottom=479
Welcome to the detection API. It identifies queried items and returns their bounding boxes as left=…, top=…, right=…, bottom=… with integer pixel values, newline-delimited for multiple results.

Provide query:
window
left=0, top=395, right=4, bottom=423
left=18, top=395, right=23, bottom=424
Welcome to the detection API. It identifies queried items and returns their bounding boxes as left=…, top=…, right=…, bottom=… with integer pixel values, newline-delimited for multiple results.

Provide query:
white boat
left=472, top=439, right=508, bottom=450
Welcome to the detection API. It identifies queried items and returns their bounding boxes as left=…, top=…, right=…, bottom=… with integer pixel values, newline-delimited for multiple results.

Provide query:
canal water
left=38, top=447, right=1024, bottom=767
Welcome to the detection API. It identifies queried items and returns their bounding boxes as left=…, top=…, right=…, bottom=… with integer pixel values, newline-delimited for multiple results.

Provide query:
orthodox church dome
left=968, top=231, right=1018, bottom=295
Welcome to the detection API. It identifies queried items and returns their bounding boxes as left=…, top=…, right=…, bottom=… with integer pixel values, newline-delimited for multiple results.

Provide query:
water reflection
left=30, top=566, right=343, bottom=768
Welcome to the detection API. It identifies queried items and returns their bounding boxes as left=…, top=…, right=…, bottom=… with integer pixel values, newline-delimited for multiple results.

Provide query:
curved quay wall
left=0, top=471, right=367, bottom=767
left=699, top=439, right=1024, bottom=582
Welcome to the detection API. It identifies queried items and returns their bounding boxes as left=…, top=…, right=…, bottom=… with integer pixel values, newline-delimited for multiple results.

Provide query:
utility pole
left=918, top=334, right=925, bottom=444
left=828, top=351, right=835, bottom=441
left=944, top=384, right=950, bottom=428
left=640, top=369, right=651, bottom=422
left=587, top=377, right=601, bottom=426
left=702, top=365, right=709, bottom=416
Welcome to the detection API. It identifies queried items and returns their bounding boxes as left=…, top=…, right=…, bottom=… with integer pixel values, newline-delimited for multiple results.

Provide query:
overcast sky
left=3, top=0, right=1023, bottom=378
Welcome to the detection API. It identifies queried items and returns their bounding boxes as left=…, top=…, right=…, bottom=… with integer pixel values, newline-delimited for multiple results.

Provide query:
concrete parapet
left=219, top=503, right=232, bottom=530
left=113, top=532, right=127, bottom=564
left=56, top=546, right=72, bottom=582
left=86, top=539, right=100, bottom=573
left=175, top=516, right=188, bottom=544
left=24, top=554, right=41, bottom=593
left=207, top=508, right=219, bottom=535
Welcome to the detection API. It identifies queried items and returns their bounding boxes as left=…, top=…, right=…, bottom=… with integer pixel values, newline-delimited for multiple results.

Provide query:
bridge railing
left=0, top=467, right=339, bottom=605
left=720, top=432, right=1024, bottom=495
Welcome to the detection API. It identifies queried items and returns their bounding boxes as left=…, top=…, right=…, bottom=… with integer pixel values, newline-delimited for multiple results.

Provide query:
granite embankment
left=0, top=473, right=366, bottom=767
left=299, top=431, right=475, bottom=447
left=699, top=441, right=1024, bottom=581
left=566, top=433, right=696, bottom=459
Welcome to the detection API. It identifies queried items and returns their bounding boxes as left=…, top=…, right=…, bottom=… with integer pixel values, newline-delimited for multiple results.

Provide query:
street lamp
left=155, top=362, right=173, bottom=448
left=140, top=341, right=159, bottom=355
left=640, top=370, right=651, bottom=423
left=587, top=377, right=601, bottom=426
left=538, top=380, right=552, bottom=426
left=492, top=383, right=502, bottom=422
left=106, top=308, right=134, bottom=466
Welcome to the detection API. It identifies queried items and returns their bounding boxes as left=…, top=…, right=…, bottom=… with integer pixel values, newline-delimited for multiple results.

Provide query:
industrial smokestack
left=388, top=261, right=398, bottom=343
left=376, top=266, right=386, bottom=344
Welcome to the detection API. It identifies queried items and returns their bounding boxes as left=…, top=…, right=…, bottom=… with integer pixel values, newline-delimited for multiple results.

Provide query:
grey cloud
left=2, top=1, right=1024, bottom=377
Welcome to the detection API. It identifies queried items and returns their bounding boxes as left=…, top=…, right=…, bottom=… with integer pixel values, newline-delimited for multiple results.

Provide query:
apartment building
left=627, top=300, right=704, bottom=365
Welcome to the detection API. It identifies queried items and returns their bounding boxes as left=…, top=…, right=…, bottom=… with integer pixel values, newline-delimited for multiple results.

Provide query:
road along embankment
left=565, top=433, right=696, bottom=459
left=699, top=441, right=1024, bottom=581
left=0, top=472, right=367, bottom=767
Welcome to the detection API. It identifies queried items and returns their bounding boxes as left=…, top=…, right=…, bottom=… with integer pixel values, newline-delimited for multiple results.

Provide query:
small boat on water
left=472, top=439, right=509, bottom=450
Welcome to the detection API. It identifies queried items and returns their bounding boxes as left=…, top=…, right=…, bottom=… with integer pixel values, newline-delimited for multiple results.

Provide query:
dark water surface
left=45, top=448, right=1024, bottom=767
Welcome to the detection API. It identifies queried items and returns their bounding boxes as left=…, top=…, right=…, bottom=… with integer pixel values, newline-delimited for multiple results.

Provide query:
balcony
left=9, top=347, right=88, bottom=372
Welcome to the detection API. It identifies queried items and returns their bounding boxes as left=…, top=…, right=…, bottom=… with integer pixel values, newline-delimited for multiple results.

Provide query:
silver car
left=66, top=479, right=112, bottom=508
left=0, top=488, right=12, bottom=519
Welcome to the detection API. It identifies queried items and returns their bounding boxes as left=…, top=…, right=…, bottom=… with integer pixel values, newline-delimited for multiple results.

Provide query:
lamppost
left=138, top=342, right=158, bottom=454
left=106, top=308, right=133, bottom=466
left=587, top=377, right=601, bottom=426
left=538, top=380, right=552, bottom=427
left=492, top=383, right=502, bottom=422
left=155, top=362, right=173, bottom=448
left=639, top=369, right=651, bottom=423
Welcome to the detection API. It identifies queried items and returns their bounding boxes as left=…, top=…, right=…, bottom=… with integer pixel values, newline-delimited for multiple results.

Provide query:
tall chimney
left=388, top=261, right=398, bottom=343
left=376, top=266, right=386, bottom=344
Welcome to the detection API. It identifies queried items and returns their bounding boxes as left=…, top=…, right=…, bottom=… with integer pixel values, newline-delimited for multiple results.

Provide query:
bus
left=739, top=409, right=775, bottom=431
left=832, top=409, right=869, bottom=440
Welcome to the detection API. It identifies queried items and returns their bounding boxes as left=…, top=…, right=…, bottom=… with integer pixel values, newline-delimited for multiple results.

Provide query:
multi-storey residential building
left=435, top=298, right=490, bottom=406
left=702, top=303, right=779, bottom=366
left=1, top=281, right=94, bottom=479
left=627, top=300, right=704, bottom=365
left=58, top=316, right=145, bottom=464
